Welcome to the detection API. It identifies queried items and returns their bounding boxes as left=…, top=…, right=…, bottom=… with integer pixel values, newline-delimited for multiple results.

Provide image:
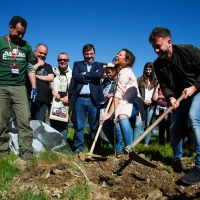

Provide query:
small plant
left=67, top=180, right=91, bottom=200
left=163, top=166, right=173, bottom=174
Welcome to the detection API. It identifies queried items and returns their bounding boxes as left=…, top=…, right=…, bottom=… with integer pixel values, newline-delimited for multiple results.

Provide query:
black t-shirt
left=26, top=60, right=54, bottom=103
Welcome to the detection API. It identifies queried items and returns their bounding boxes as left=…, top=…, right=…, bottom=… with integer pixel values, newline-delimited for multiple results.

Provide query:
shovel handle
left=125, top=93, right=185, bottom=152
left=88, top=97, right=113, bottom=155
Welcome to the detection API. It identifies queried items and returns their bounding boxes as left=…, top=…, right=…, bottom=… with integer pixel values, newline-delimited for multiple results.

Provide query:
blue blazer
left=71, top=61, right=105, bottom=105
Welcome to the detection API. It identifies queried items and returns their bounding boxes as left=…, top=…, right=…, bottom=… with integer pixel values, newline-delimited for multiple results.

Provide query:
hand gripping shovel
left=79, top=97, right=113, bottom=161
left=114, top=93, right=185, bottom=174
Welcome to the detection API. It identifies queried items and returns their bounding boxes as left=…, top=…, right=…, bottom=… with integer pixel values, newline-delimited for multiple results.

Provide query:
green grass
left=67, top=180, right=91, bottom=200
left=163, top=166, right=173, bottom=174
left=37, top=149, right=63, bottom=164
left=0, top=153, right=20, bottom=191
left=135, top=142, right=173, bottom=161
left=67, top=128, right=196, bottom=163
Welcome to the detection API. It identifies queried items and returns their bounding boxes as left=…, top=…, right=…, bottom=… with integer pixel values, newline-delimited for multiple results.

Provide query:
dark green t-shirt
left=0, top=35, right=34, bottom=86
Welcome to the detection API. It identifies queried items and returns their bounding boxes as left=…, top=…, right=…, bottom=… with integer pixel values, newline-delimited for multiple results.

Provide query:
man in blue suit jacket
left=71, top=44, right=104, bottom=154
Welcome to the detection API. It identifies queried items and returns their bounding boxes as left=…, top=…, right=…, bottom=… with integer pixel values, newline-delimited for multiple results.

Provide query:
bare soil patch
left=8, top=155, right=200, bottom=199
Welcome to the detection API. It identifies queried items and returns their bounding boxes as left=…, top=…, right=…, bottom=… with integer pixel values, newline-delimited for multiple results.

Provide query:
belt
left=78, top=94, right=91, bottom=98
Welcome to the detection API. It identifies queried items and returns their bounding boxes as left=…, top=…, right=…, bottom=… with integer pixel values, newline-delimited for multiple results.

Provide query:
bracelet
left=36, top=75, right=38, bottom=78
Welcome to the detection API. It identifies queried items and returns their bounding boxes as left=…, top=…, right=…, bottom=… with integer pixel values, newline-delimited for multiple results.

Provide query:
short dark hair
left=9, top=16, right=27, bottom=29
left=36, top=43, right=48, bottom=50
left=57, top=52, right=69, bottom=60
left=149, top=27, right=171, bottom=43
left=82, top=44, right=95, bottom=55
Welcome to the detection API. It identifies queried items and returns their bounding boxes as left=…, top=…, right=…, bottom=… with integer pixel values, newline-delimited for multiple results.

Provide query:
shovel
left=114, top=93, right=185, bottom=174
left=79, top=97, right=113, bottom=161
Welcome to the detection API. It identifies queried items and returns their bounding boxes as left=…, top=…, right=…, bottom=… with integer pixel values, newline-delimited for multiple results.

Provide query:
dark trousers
left=157, top=109, right=170, bottom=145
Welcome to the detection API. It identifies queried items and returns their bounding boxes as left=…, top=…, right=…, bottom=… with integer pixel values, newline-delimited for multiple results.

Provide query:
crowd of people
left=1, top=15, right=200, bottom=185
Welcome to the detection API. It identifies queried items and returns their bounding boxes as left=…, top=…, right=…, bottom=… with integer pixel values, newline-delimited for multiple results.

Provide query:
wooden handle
left=89, top=97, right=113, bottom=154
left=126, top=93, right=185, bottom=151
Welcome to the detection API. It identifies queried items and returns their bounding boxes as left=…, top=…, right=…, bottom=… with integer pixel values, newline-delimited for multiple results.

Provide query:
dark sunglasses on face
left=58, top=59, right=69, bottom=62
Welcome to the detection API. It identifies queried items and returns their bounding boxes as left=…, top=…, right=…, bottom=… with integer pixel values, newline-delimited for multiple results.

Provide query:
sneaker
left=180, top=166, right=200, bottom=185
left=116, top=152, right=123, bottom=158
left=71, top=149, right=82, bottom=156
left=171, top=159, right=183, bottom=173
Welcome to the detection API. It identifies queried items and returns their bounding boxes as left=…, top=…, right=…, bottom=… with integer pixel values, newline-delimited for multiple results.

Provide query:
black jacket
left=153, top=44, right=200, bottom=100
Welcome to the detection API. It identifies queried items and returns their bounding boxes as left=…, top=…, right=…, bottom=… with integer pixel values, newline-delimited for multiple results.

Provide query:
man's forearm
left=36, top=74, right=54, bottom=82
left=28, top=72, right=36, bottom=88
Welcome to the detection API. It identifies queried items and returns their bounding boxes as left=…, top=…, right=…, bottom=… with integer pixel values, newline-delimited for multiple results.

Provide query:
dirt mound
left=8, top=155, right=200, bottom=199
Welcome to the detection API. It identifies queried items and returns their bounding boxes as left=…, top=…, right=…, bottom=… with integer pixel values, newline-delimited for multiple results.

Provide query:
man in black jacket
left=149, top=27, right=200, bottom=185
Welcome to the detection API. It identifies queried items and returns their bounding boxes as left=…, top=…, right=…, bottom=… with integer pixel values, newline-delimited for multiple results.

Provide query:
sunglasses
left=58, top=59, right=69, bottom=62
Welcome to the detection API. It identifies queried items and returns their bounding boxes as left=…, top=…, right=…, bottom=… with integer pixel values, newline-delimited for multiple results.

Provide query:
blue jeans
left=73, top=97, right=100, bottom=152
left=144, top=105, right=155, bottom=145
left=171, top=92, right=200, bottom=168
left=118, top=103, right=139, bottom=147
left=132, top=115, right=142, bottom=141
left=102, top=120, right=123, bottom=153
left=29, top=101, right=47, bottom=122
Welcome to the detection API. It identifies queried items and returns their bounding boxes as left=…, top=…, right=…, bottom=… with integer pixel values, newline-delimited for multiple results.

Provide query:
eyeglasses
left=58, top=59, right=69, bottom=62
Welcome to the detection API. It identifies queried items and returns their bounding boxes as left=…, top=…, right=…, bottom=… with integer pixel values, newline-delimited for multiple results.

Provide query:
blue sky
left=1, top=0, right=200, bottom=78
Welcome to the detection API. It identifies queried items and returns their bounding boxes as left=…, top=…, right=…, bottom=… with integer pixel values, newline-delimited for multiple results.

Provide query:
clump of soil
left=7, top=155, right=200, bottom=199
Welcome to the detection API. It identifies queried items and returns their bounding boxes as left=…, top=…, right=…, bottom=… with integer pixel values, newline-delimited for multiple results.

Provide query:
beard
left=10, top=35, right=21, bottom=43
left=157, top=48, right=170, bottom=59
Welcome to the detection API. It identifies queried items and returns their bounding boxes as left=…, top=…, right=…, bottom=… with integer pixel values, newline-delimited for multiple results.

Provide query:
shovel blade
left=129, top=150, right=157, bottom=168
left=85, top=155, right=108, bottom=162
left=85, top=152, right=108, bottom=162
left=114, top=150, right=157, bottom=174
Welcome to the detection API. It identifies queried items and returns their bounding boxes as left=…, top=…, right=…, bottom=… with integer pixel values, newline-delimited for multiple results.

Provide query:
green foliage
left=67, top=180, right=91, bottom=200
left=135, top=142, right=173, bottom=161
left=37, top=149, right=63, bottom=164
left=6, top=151, right=18, bottom=161
left=0, top=156, right=20, bottom=191
left=163, top=166, right=173, bottom=174
left=183, top=148, right=196, bottom=160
